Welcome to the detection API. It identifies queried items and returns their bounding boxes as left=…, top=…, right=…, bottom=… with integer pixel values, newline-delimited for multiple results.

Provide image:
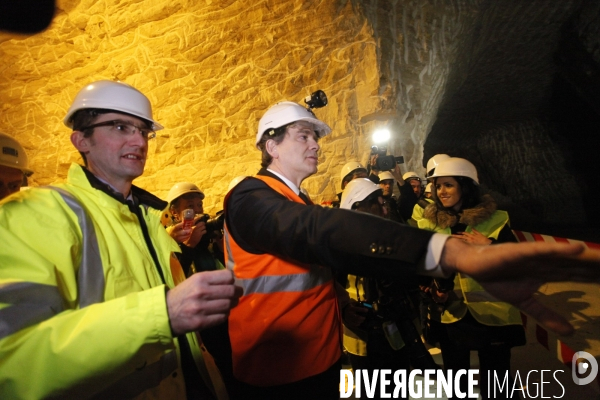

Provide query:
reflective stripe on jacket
left=418, top=210, right=522, bottom=326
left=224, top=175, right=341, bottom=386
left=0, top=164, right=190, bottom=399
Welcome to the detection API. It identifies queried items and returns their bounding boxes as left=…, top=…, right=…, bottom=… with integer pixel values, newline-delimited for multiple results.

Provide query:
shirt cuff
left=417, top=233, right=451, bottom=278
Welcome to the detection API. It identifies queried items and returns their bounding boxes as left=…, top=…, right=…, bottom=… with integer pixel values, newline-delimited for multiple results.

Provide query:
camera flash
left=373, top=129, right=390, bottom=144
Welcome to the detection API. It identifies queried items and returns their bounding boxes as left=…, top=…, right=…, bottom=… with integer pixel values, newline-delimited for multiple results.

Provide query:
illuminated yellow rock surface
left=0, top=0, right=473, bottom=213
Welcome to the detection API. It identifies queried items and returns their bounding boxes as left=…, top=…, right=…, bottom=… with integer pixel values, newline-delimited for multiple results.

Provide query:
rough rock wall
left=0, top=0, right=476, bottom=214
left=423, top=0, right=599, bottom=236
left=354, top=0, right=479, bottom=175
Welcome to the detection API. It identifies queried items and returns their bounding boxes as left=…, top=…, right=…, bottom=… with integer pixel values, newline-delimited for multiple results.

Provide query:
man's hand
left=452, top=229, right=492, bottom=245
left=369, top=154, right=380, bottom=173
left=390, top=164, right=404, bottom=185
left=166, top=269, right=243, bottom=336
left=184, top=219, right=207, bottom=248
left=169, top=221, right=192, bottom=244
left=440, top=238, right=600, bottom=335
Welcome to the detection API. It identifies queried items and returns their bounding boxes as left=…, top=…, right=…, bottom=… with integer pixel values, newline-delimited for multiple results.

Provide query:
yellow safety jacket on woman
left=224, top=175, right=341, bottom=387
left=418, top=202, right=522, bottom=327
left=343, top=275, right=369, bottom=356
left=0, top=164, right=212, bottom=399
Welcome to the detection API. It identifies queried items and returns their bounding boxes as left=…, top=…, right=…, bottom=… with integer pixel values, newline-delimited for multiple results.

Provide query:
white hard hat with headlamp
left=256, top=101, right=331, bottom=149
left=166, top=182, right=205, bottom=205
left=0, top=133, right=33, bottom=176
left=63, top=80, right=163, bottom=131
left=430, top=157, right=479, bottom=184
left=340, top=178, right=382, bottom=210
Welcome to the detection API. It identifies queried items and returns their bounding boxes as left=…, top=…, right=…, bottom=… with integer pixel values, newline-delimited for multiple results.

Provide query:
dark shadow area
left=0, top=0, right=55, bottom=34
left=424, top=0, right=600, bottom=243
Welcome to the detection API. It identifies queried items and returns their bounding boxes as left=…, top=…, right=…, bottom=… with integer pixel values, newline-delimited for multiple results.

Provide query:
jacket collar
left=423, top=194, right=497, bottom=229
left=78, top=165, right=167, bottom=211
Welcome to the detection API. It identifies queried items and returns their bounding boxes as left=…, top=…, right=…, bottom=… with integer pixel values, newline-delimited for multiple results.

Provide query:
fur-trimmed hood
left=422, top=194, right=497, bottom=229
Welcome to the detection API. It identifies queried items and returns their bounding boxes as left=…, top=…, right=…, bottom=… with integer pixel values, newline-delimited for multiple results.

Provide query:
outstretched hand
left=440, top=238, right=600, bottom=335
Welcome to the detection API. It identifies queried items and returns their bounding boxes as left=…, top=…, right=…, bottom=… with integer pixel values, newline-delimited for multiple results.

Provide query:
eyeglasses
left=80, top=120, right=156, bottom=140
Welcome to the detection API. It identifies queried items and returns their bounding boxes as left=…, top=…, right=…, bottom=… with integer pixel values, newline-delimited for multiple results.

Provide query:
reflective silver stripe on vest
left=463, top=291, right=500, bottom=303
left=237, top=265, right=332, bottom=295
left=223, top=226, right=332, bottom=294
left=223, top=226, right=235, bottom=271
left=452, top=288, right=463, bottom=300
left=90, top=350, right=178, bottom=400
left=51, top=187, right=105, bottom=307
left=0, top=282, right=65, bottom=340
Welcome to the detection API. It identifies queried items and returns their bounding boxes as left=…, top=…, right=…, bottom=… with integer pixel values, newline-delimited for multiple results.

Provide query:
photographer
left=331, top=161, right=380, bottom=207
left=377, top=164, right=419, bottom=222
left=166, top=182, right=225, bottom=276
left=340, top=178, right=438, bottom=399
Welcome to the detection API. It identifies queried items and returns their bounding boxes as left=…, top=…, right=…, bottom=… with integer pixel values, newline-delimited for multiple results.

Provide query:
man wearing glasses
left=0, top=80, right=241, bottom=399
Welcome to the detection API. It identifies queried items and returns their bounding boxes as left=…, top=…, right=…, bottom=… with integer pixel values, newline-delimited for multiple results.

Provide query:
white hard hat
left=64, top=80, right=163, bottom=131
left=431, top=157, right=479, bottom=184
left=425, top=182, right=432, bottom=193
left=166, top=182, right=205, bottom=205
left=256, top=101, right=331, bottom=148
left=340, top=178, right=382, bottom=210
left=426, top=154, right=450, bottom=176
left=340, top=161, right=366, bottom=182
left=378, top=171, right=395, bottom=182
left=0, top=133, right=33, bottom=176
left=227, top=176, right=247, bottom=192
left=402, top=171, right=421, bottom=181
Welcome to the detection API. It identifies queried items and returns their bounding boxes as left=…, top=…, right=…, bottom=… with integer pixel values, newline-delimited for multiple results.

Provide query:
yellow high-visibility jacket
left=418, top=208, right=522, bottom=327
left=0, top=163, right=208, bottom=399
left=342, top=275, right=369, bottom=356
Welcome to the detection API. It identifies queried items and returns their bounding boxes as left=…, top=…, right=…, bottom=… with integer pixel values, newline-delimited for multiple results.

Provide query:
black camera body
left=371, top=145, right=404, bottom=171
left=304, top=90, right=328, bottom=109
left=197, top=212, right=225, bottom=240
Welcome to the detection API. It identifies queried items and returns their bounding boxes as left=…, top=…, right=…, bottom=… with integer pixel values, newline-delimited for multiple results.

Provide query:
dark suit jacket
left=224, top=168, right=435, bottom=280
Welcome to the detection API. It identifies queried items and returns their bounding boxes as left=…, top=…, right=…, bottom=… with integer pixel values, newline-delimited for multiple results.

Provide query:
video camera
left=304, top=89, right=328, bottom=110
left=370, top=145, right=404, bottom=171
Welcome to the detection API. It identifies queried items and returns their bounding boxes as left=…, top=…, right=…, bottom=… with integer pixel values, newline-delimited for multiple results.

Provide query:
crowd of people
left=1, top=80, right=599, bottom=399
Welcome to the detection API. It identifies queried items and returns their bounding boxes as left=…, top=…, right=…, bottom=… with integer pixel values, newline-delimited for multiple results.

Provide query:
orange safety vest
left=224, top=175, right=341, bottom=386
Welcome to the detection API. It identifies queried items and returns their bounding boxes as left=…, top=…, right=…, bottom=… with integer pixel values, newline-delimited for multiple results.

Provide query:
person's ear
left=70, top=131, right=90, bottom=154
left=265, top=139, right=279, bottom=159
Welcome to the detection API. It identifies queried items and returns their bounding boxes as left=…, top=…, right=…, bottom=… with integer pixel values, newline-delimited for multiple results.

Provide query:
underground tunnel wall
left=1, top=0, right=598, bottom=241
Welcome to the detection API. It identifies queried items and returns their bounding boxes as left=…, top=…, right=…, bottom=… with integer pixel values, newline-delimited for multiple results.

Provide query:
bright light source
left=372, top=129, right=390, bottom=144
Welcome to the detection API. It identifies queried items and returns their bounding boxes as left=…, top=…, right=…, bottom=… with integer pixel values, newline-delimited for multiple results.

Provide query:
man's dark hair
left=256, top=123, right=291, bottom=168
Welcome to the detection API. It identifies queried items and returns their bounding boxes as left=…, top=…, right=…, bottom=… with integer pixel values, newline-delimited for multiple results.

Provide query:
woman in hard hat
left=417, top=157, right=525, bottom=399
